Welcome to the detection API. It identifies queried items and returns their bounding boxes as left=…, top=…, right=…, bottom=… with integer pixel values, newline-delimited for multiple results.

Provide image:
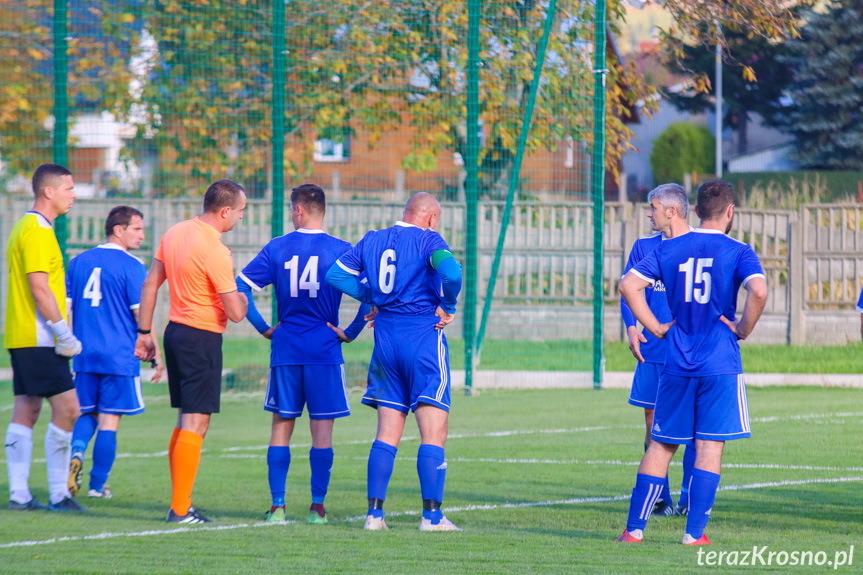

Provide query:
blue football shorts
left=651, top=373, right=751, bottom=444
left=264, top=364, right=350, bottom=420
left=75, top=372, right=144, bottom=416
left=363, top=313, right=451, bottom=414
left=628, top=361, right=663, bottom=409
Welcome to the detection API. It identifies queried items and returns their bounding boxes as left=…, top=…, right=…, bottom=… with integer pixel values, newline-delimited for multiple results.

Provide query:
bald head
left=403, top=192, right=442, bottom=230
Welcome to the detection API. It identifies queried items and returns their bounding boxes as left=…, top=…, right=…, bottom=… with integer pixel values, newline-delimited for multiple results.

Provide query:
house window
left=313, top=135, right=351, bottom=163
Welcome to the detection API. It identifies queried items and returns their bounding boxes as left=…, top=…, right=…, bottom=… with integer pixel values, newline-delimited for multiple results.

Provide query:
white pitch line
left=213, top=454, right=863, bottom=474
left=0, top=520, right=295, bottom=549
left=4, top=476, right=860, bottom=549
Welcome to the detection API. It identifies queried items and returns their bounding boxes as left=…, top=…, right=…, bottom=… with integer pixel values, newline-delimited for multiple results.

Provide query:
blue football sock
left=680, top=444, right=696, bottom=506
left=309, top=447, right=334, bottom=505
left=367, top=440, right=397, bottom=518
left=267, top=446, right=291, bottom=508
left=417, top=444, right=446, bottom=523
left=71, top=413, right=98, bottom=455
left=626, top=473, right=666, bottom=532
left=89, top=430, right=116, bottom=493
left=686, top=468, right=720, bottom=538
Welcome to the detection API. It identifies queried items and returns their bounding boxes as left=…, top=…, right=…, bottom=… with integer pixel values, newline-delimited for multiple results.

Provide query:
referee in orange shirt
left=135, top=179, right=248, bottom=524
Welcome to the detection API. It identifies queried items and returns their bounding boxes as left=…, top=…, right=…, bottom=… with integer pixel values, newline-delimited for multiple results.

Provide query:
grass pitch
left=1, top=383, right=861, bottom=574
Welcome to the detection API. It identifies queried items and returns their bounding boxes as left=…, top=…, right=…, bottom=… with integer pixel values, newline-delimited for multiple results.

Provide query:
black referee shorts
left=164, top=321, right=223, bottom=414
left=8, top=347, right=75, bottom=398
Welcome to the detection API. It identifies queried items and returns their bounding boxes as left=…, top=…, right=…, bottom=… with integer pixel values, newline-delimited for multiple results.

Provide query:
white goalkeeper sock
left=6, top=422, right=34, bottom=503
left=45, top=422, right=73, bottom=504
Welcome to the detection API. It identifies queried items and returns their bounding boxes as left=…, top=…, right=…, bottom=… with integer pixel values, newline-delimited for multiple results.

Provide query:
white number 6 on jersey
left=379, top=249, right=396, bottom=294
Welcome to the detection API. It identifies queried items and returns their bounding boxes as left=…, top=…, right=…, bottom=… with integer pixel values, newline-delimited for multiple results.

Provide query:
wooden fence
left=1, top=196, right=861, bottom=343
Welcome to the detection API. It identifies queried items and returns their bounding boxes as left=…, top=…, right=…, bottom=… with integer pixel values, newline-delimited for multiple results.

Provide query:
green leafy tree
left=775, top=1, right=863, bottom=170
left=649, top=122, right=715, bottom=184
left=0, top=0, right=812, bottom=195
left=666, top=27, right=794, bottom=155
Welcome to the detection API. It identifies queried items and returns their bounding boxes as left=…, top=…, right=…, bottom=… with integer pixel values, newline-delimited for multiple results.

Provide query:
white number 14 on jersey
left=284, top=256, right=320, bottom=298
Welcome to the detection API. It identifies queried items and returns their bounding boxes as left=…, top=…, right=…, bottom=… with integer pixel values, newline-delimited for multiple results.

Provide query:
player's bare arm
left=27, top=272, right=64, bottom=323
left=434, top=306, right=455, bottom=330
left=28, top=271, right=82, bottom=357
left=719, top=276, right=767, bottom=340
left=133, top=307, right=164, bottom=383
left=219, top=290, right=248, bottom=323
left=626, top=325, right=648, bottom=363
left=135, top=259, right=167, bottom=361
left=619, top=273, right=674, bottom=339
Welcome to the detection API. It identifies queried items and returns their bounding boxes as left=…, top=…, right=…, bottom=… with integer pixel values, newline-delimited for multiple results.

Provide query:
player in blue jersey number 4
left=66, top=206, right=164, bottom=500
left=238, top=184, right=371, bottom=524
left=327, top=192, right=463, bottom=532
left=617, top=180, right=768, bottom=546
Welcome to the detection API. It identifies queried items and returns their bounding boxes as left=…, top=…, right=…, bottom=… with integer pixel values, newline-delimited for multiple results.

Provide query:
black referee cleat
left=48, top=497, right=87, bottom=511
left=8, top=498, right=46, bottom=511
left=166, top=506, right=212, bottom=524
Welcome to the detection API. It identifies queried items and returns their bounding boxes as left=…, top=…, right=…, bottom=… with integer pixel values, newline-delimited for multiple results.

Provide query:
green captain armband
left=431, top=249, right=453, bottom=269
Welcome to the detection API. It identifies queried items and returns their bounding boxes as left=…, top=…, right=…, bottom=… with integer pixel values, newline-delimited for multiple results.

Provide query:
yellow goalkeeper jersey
left=4, top=212, right=68, bottom=349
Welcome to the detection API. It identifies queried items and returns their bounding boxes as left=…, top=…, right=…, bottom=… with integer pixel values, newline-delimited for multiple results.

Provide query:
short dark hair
left=696, top=179, right=736, bottom=221
left=32, top=163, right=72, bottom=198
left=105, top=206, right=144, bottom=238
left=291, top=183, right=326, bottom=216
left=203, top=179, right=245, bottom=213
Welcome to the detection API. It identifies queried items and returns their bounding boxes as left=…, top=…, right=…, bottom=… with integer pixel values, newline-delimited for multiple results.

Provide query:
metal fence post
left=463, top=0, right=480, bottom=395
left=591, top=2, right=608, bottom=389
left=53, top=0, right=69, bottom=262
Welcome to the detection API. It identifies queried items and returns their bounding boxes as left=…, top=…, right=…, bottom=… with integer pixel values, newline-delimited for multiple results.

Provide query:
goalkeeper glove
left=46, top=319, right=82, bottom=358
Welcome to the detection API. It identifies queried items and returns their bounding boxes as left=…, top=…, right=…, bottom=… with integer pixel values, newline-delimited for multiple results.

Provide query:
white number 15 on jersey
left=679, top=257, right=713, bottom=304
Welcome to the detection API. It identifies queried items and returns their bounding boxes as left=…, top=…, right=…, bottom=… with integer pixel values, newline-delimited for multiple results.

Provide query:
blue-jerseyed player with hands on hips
left=617, top=180, right=768, bottom=545
left=621, top=183, right=696, bottom=517
left=237, top=184, right=371, bottom=524
left=66, top=206, right=164, bottom=500
left=326, top=192, right=463, bottom=531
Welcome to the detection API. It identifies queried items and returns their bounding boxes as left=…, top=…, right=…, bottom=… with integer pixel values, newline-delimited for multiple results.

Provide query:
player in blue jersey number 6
left=327, top=192, right=463, bottom=531
left=617, top=180, right=767, bottom=546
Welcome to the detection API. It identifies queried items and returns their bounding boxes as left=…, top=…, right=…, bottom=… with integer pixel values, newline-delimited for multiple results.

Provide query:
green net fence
left=0, top=0, right=609, bottom=389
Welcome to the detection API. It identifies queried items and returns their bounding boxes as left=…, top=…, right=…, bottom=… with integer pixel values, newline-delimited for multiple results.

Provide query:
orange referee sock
left=168, top=427, right=181, bottom=487
left=171, top=430, right=204, bottom=515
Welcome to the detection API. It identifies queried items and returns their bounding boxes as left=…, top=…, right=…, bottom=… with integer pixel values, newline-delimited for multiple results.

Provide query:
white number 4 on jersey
left=83, top=267, right=102, bottom=307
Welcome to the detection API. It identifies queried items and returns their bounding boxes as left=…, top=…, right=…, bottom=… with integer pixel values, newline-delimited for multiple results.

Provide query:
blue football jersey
left=67, top=243, right=147, bottom=376
left=857, top=286, right=863, bottom=314
left=621, top=232, right=673, bottom=364
left=336, top=221, right=450, bottom=315
left=239, top=229, right=352, bottom=366
left=631, top=228, right=765, bottom=377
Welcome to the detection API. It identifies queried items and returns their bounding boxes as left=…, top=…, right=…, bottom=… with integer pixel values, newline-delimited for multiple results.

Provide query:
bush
left=649, top=122, right=716, bottom=184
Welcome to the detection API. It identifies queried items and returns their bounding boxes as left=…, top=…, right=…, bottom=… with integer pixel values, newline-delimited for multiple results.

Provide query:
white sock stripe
left=639, top=484, right=656, bottom=520
left=647, top=487, right=663, bottom=518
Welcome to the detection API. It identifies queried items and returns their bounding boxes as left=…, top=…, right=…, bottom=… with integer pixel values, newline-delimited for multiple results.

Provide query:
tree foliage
left=0, top=0, right=810, bottom=195
left=774, top=1, right=863, bottom=170
left=649, top=122, right=715, bottom=184
left=666, top=27, right=793, bottom=155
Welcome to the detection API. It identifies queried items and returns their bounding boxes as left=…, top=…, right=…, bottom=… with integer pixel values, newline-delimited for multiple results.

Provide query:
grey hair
left=647, top=183, right=689, bottom=219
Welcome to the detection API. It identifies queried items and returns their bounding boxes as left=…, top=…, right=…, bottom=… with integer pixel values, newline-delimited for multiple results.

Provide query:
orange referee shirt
left=155, top=217, right=236, bottom=334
